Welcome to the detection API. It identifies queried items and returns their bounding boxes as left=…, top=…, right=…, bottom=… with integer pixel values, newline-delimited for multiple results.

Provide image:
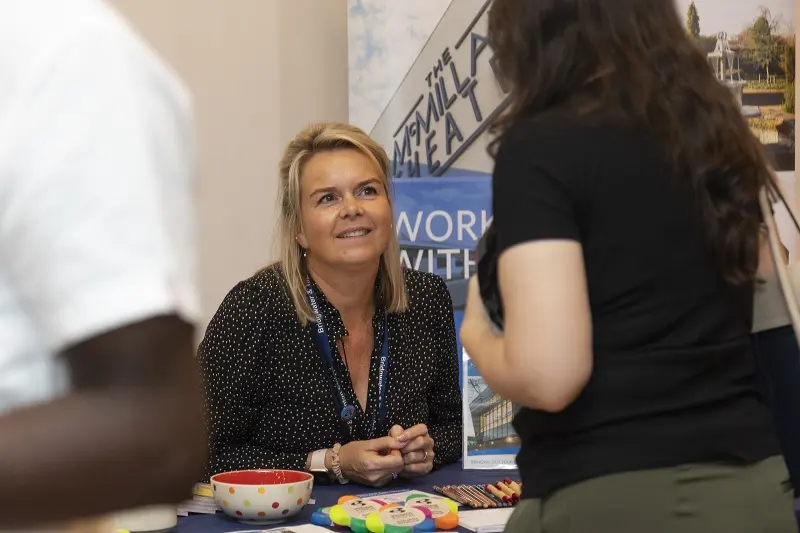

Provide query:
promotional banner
left=349, top=0, right=796, bottom=469
left=349, top=0, right=519, bottom=469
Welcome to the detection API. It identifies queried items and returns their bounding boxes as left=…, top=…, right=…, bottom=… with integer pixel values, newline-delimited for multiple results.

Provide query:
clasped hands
left=338, top=423, right=435, bottom=487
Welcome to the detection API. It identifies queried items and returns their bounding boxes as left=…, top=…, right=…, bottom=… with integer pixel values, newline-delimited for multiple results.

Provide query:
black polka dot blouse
left=199, top=264, right=463, bottom=481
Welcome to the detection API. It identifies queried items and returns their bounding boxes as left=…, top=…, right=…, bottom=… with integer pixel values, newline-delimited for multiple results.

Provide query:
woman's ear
left=296, top=231, right=309, bottom=250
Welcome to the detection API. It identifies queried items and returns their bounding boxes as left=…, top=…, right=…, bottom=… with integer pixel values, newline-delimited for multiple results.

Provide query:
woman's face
left=297, top=148, right=392, bottom=270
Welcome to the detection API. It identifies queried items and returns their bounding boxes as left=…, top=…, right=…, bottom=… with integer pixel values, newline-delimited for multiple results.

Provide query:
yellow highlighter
left=193, top=483, right=214, bottom=498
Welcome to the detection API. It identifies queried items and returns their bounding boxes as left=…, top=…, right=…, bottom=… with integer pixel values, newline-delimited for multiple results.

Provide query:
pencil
left=485, top=484, right=510, bottom=503
left=499, top=482, right=520, bottom=502
left=440, top=485, right=480, bottom=508
left=454, top=485, right=486, bottom=508
left=434, top=486, right=469, bottom=507
left=496, top=481, right=516, bottom=498
left=463, top=485, right=497, bottom=508
left=478, top=485, right=510, bottom=507
left=504, top=478, right=523, bottom=497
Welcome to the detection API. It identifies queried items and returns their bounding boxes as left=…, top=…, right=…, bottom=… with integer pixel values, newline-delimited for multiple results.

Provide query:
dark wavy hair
left=487, top=0, right=776, bottom=285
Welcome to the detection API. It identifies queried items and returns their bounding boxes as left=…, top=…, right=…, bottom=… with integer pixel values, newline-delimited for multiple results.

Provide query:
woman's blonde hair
left=277, top=122, right=408, bottom=325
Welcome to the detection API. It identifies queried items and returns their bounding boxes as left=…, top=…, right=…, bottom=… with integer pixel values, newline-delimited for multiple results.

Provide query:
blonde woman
left=199, top=122, right=462, bottom=487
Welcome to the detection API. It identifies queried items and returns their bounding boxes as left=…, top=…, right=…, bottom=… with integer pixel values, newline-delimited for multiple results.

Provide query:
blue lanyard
left=305, top=276, right=390, bottom=439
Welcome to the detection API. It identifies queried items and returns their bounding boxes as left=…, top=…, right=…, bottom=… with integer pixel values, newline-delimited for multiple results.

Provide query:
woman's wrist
left=337, top=442, right=350, bottom=470
left=307, top=448, right=332, bottom=474
left=329, top=442, right=349, bottom=484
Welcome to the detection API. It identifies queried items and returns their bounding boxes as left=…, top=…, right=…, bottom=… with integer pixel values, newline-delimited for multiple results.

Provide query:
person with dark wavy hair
left=459, top=0, right=797, bottom=531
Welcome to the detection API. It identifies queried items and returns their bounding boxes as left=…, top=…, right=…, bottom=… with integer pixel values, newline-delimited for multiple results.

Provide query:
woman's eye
left=359, top=185, right=378, bottom=196
left=318, top=193, right=335, bottom=204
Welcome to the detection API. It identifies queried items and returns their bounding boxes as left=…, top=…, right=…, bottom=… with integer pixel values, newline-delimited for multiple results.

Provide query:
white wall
left=111, top=0, right=349, bottom=333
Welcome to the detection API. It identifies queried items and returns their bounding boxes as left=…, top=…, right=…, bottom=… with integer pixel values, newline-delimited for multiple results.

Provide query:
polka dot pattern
left=199, top=265, right=463, bottom=481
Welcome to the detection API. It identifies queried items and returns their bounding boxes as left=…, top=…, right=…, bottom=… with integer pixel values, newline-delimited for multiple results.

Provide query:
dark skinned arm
left=0, top=18, right=208, bottom=528
left=0, top=315, right=206, bottom=527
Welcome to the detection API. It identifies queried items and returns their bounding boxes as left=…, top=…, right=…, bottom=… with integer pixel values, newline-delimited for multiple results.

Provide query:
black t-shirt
left=492, top=115, right=780, bottom=498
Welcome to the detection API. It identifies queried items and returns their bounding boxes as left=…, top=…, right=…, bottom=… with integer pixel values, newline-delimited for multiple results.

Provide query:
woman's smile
left=336, top=227, right=373, bottom=240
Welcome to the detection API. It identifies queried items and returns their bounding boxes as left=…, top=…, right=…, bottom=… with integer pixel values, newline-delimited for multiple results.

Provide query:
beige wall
left=111, top=0, right=349, bottom=332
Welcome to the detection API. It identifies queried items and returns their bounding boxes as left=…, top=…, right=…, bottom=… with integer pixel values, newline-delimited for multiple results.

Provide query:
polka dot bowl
left=210, top=469, right=314, bottom=525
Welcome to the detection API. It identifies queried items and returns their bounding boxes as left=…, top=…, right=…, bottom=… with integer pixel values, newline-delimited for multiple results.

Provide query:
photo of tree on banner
left=682, top=0, right=795, bottom=171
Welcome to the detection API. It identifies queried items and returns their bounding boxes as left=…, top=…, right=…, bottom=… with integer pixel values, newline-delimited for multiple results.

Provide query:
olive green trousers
left=504, top=456, right=797, bottom=533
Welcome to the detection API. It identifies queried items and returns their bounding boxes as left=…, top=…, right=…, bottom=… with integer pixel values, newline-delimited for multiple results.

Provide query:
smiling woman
left=198, top=122, right=462, bottom=489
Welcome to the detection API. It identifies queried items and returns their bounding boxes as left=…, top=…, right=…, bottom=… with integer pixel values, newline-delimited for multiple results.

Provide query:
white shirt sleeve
left=0, top=21, right=200, bottom=353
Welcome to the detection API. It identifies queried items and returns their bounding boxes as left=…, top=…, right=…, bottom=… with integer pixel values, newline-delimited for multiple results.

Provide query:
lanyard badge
left=305, top=276, right=390, bottom=437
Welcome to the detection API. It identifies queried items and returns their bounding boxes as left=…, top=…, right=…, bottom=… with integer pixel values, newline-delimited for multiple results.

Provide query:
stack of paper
left=458, top=508, right=515, bottom=533
left=177, top=483, right=218, bottom=516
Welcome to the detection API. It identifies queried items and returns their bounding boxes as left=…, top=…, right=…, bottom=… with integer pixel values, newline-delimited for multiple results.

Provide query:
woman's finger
left=401, top=435, right=429, bottom=453
left=399, top=423, right=428, bottom=443
left=402, top=446, right=435, bottom=465
left=402, top=450, right=423, bottom=465
left=402, top=460, right=433, bottom=477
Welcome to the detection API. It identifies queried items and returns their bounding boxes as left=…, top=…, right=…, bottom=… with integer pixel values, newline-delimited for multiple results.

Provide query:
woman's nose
left=340, top=195, right=364, bottom=217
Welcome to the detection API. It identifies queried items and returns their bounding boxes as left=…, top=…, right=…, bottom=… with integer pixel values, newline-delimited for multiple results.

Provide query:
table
left=179, top=463, right=800, bottom=532
left=179, top=463, right=512, bottom=532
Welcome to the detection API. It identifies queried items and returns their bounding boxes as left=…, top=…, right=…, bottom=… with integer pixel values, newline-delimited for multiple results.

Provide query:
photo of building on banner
left=348, top=0, right=515, bottom=469
left=463, top=359, right=520, bottom=469
left=349, top=0, right=796, bottom=469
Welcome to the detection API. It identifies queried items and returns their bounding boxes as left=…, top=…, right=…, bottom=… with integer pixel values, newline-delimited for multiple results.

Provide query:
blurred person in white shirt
left=0, top=0, right=205, bottom=528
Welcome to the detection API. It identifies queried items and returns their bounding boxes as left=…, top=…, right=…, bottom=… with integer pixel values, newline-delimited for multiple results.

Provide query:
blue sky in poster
left=348, top=0, right=451, bottom=133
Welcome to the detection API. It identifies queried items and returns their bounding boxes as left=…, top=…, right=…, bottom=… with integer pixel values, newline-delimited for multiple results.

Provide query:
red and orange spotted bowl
left=210, top=469, right=314, bottom=524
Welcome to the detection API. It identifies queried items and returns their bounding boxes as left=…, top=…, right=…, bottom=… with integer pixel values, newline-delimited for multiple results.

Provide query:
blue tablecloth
left=179, top=463, right=512, bottom=532
left=178, top=463, right=800, bottom=532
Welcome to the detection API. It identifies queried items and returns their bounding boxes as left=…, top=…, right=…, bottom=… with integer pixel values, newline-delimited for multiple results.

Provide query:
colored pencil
left=434, top=486, right=466, bottom=506
left=467, top=485, right=497, bottom=508
left=496, top=481, right=515, bottom=498
left=456, top=485, right=488, bottom=508
left=485, top=484, right=510, bottom=503
left=478, top=485, right=510, bottom=507
left=436, top=485, right=483, bottom=508
left=504, top=478, right=523, bottom=497
left=463, top=485, right=497, bottom=508
left=434, top=481, right=523, bottom=509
